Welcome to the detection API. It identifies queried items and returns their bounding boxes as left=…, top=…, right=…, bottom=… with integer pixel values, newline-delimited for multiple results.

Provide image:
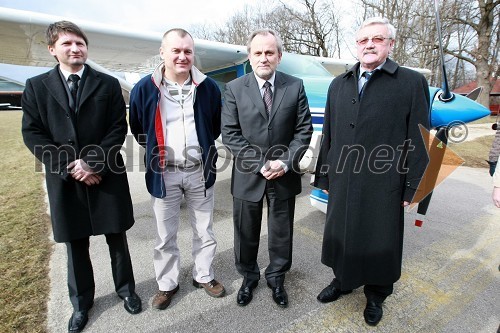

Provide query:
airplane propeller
left=434, top=0, right=454, bottom=102
left=415, top=0, right=455, bottom=222
left=415, top=126, right=448, bottom=219
left=413, top=2, right=490, bottom=225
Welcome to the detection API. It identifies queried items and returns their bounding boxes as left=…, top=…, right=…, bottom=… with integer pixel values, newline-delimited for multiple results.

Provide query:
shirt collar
left=254, top=72, right=276, bottom=89
left=60, top=67, right=85, bottom=81
left=359, top=61, right=385, bottom=79
left=163, top=73, right=192, bottom=87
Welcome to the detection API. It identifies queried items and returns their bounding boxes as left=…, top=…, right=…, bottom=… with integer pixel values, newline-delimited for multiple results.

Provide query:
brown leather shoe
left=152, top=285, right=179, bottom=310
left=193, top=279, right=225, bottom=297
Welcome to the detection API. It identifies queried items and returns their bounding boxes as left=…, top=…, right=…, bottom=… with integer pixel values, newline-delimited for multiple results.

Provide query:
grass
left=446, top=115, right=496, bottom=168
left=0, top=111, right=51, bottom=333
left=449, top=135, right=495, bottom=168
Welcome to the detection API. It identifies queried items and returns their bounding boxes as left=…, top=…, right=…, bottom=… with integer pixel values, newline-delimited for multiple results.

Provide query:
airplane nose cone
left=429, top=87, right=491, bottom=128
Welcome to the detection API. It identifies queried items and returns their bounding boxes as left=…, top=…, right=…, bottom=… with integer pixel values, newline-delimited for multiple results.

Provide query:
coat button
left=350, top=123, right=355, bottom=128
left=268, top=126, right=272, bottom=130
left=351, top=99, right=356, bottom=104
left=65, top=113, right=70, bottom=118
left=68, top=139, right=74, bottom=145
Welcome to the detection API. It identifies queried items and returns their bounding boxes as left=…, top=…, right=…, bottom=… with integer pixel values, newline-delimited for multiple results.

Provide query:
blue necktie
left=359, top=71, right=372, bottom=98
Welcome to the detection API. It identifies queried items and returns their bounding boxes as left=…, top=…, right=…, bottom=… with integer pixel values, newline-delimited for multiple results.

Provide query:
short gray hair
left=358, top=17, right=396, bottom=39
left=246, top=29, right=283, bottom=54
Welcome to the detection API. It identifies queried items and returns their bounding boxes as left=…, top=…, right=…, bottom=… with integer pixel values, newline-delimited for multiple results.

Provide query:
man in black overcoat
left=314, top=17, right=430, bottom=326
left=21, top=21, right=141, bottom=333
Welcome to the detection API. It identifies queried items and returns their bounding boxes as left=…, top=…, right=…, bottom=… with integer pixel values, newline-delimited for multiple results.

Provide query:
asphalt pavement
left=46, top=135, right=500, bottom=333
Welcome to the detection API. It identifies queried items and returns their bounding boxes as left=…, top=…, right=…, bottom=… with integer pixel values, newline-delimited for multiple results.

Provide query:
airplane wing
left=314, top=55, right=432, bottom=76
left=0, top=7, right=248, bottom=79
left=311, top=56, right=357, bottom=76
left=0, top=7, right=430, bottom=89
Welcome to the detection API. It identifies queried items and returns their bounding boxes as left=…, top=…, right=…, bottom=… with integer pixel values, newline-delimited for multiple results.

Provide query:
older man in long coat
left=314, top=17, right=429, bottom=326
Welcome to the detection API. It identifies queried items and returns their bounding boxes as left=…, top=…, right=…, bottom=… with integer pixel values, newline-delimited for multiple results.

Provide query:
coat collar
left=244, top=73, right=268, bottom=120
left=343, top=58, right=399, bottom=79
left=79, top=64, right=100, bottom=108
left=244, top=71, right=287, bottom=123
left=44, top=66, right=70, bottom=111
left=43, top=64, right=100, bottom=112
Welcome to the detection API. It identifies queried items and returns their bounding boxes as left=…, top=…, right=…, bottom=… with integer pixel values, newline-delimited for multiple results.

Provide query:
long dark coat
left=314, top=59, right=430, bottom=290
left=21, top=64, right=135, bottom=242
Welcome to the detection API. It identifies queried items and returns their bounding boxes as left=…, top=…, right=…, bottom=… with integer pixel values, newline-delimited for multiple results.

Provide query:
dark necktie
left=359, top=71, right=372, bottom=98
left=68, top=74, right=80, bottom=106
left=263, top=81, right=273, bottom=114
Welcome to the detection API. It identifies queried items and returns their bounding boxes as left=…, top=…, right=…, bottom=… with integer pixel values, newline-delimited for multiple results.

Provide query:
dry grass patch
left=0, top=111, right=52, bottom=333
left=448, top=135, right=495, bottom=168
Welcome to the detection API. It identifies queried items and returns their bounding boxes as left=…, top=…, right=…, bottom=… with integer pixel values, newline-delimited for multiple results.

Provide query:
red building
left=453, top=79, right=500, bottom=115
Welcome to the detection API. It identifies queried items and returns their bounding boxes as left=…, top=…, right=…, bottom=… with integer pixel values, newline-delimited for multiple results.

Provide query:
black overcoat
left=314, top=59, right=430, bottom=290
left=21, top=64, right=135, bottom=242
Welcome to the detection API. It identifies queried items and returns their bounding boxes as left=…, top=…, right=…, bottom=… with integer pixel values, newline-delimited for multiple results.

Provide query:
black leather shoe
left=120, top=292, right=142, bottom=314
left=267, top=282, right=288, bottom=308
left=68, top=310, right=88, bottom=333
left=364, top=300, right=383, bottom=326
left=236, top=281, right=258, bottom=306
left=317, top=283, right=352, bottom=303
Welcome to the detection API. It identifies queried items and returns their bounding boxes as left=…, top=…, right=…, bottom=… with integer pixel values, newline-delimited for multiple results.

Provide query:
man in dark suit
left=314, top=17, right=430, bottom=326
left=221, top=29, right=312, bottom=308
left=21, top=21, right=141, bottom=333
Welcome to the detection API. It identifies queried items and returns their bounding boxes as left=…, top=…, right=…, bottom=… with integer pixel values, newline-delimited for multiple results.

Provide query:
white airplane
left=0, top=7, right=351, bottom=173
left=0, top=7, right=490, bottom=215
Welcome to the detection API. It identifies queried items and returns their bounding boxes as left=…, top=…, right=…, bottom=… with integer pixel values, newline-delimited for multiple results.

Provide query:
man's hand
left=68, top=159, right=102, bottom=185
left=261, top=160, right=286, bottom=180
left=493, top=187, right=500, bottom=208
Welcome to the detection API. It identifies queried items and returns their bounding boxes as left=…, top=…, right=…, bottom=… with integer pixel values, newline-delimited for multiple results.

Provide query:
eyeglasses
left=356, top=37, right=391, bottom=46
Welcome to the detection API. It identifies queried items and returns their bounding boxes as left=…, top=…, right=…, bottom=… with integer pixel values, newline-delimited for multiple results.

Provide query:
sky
left=0, top=0, right=356, bottom=82
left=0, top=0, right=259, bottom=81
left=0, top=0, right=256, bottom=32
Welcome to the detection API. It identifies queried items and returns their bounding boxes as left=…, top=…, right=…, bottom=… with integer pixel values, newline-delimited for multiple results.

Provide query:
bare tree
left=359, top=0, right=499, bottom=107
left=191, top=0, right=498, bottom=109
left=190, top=5, right=267, bottom=45
left=274, top=0, right=349, bottom=57
left=440, top=0, right=499, bottom=107
left=193, top=1, right=347, bottom=58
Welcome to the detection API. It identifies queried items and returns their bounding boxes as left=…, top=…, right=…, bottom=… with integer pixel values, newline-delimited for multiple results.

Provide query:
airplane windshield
left=278, top=53, right=333, bottom=78
left=244, top=52, right=333, bottom=78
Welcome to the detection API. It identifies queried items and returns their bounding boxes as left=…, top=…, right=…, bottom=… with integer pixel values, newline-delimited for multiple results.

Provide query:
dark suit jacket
left=21, top=64, right=135, bottom=242
left=221, top=71, right=312, bottom=202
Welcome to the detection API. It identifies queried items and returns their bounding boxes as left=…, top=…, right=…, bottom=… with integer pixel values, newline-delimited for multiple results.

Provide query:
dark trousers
left=332, top=278, right=393, bottom=303
left=233, top=182, right=295, bottom=287
left=66, top=232, right=135, bottom=311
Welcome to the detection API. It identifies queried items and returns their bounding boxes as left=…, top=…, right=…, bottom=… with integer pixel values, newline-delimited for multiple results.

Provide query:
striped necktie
left=263, top=81, right=273, bottom=114
left=359, top=71, right=372, bottom=98
left=68, top=74, right=80, bottom=104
